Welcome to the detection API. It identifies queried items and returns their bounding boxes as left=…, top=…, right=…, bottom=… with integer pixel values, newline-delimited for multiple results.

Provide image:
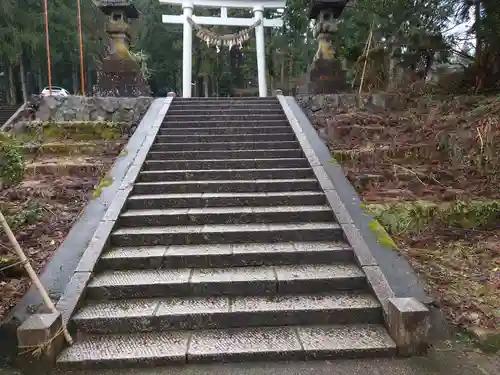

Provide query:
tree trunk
left=280, top=56, right=286, bottom=93
left=72, top=66, right=78, bottom=94
left=203, top=75, right=209, bottom=98
left=475, top=1, right=482, bottom=66
left=38, top=65, right=43, bottom=93
left=86, top=66, right=93, bottom=95
left=387, top=43, right=399, bottom=91
left=7, top=63, right=16, bottom=105
left=474, top=1, right=483, bottom=90
left=19, top=54, right=28, bottom=103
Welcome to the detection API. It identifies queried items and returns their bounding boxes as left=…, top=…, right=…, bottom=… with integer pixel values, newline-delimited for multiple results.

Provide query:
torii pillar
left=161, top=0, right=285, bottom=98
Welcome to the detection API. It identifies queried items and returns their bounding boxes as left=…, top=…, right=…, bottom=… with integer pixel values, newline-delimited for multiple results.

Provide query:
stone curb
left=276, top=93, right=431, bottom=354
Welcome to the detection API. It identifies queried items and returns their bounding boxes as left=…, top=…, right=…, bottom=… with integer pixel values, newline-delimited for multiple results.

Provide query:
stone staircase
left=56, top=97, right=397, bottom=369
left=0, top=104, right=19, bottom=127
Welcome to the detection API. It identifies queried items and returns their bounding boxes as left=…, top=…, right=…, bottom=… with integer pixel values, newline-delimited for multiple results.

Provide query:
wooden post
left=358, top=20, right=374, bottom=95
left=0, top=210, right=73, bottom=345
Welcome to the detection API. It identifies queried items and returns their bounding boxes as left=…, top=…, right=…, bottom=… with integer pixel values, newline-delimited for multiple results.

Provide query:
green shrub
left=0, top=135, right=25, bottom=186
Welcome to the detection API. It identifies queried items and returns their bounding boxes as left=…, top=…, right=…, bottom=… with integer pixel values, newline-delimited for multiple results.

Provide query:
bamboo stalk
left=0, top=210, right=73, bottom=345
left=359, top=20, right=374, bottom=95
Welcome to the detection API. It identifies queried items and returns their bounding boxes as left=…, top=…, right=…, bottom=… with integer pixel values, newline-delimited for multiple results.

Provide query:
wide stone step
left=118, top=205, right=334, bottom=227
left=158, top=126, right=293, bottom=135
left=142, top=158, right=310, bottom=171
left=166, top=114, right=286, bottom=122
left=73, top=292, right=382, bottom=334
left=161, top=119, right=290, bottom=128
left=167, top=109, right=284, bottom=115
left=99, top=241, right=355, bottom=270
left=168, top=103, right=282, bottom=111
left=155, top=133, right=296, bottom=143
left=132, top=179, right=320, bottom=194
left=110, top=222, right=342, bottom=246
left=150, top=141, right=300, bottom=151
left=126, top=191, right=326, bottom=210
left=86, top=263, right=366, bottom=299
left=57, top=324, right=396, bottom=368
left=172, top=98, right=279, bottom=103
left=137, top=168, right=314, bottom=182
left=146, top=149, right=303, bottom=160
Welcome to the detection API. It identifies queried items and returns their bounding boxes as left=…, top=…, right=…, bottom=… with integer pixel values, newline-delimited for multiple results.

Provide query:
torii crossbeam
left=160, top=0, right=285, bottom=97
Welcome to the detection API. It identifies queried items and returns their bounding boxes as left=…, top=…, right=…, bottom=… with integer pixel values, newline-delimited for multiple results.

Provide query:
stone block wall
left=35, top=96, right=153, bottom=124
left=296, top=93, right=403, bottom=117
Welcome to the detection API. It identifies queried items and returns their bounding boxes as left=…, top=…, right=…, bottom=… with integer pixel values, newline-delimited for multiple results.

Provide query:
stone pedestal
left=94, top=57, right=151, bottom=97
left=302, top=59, right=349, bottom=94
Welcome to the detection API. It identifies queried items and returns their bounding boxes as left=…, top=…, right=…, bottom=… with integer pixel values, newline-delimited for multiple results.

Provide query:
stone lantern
left=298, top=0, right=351, bottom=94
left=98, top=0, right=139, bottom=58
left=94, top=0, right=151, bottom=97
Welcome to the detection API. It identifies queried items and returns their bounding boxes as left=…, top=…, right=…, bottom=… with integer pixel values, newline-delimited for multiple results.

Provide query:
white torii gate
left=160, top=0, right=285, bottom=97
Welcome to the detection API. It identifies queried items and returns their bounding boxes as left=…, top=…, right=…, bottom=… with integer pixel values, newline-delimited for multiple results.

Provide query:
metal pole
left=44, top=0, right=52, bottom=95
left=77, top=0, right=85, bottom=96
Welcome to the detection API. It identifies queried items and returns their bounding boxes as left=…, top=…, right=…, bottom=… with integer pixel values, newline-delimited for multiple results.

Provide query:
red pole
left=77, top=0, right=85, bottom=96
left=44, top=0, right=52, bottom=95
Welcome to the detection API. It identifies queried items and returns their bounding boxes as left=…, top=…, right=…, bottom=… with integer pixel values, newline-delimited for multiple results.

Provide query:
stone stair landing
left=55, top=97, right=397, bottom=369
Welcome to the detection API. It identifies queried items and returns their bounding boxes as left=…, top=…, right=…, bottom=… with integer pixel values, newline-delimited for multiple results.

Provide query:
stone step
left=86, top=263, right=366, bottom=300
left=155, top=133, right=296, bottom=143
left=158, top=126, right=293, bottom=135
left=166, top=114, right=286, bottom=122
left=57, top=324, right=396, bottom=369
left=167, top=109, right=284, bottom=115
left=146, top=149, right=303, bottom=160
left=137, top=168, right=315, bottom=182
left=126, top=191, right=326, bottom=210
left=73, top=292, right=382, bottom=334
left=168, top=103, right=282, bottom=111
left=142, top=158, right=310, bottom=171
left=98, top=241, right=355, bottom=270
left=161, top=119, right=290, bottom=128
left=150, top=141, right=300, bottom=151
left=172, top=97, right=279, bottom=103
left=110, top=222, right=342, bottom=246
left=118, top=205, right=334, bottom=227
left=131, top=179, right=320, bottom=194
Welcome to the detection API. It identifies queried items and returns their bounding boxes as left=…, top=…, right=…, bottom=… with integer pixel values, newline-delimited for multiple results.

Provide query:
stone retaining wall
left=35, top=96, right=153, bottom=124
left=296, top=93, right=406, bottom=118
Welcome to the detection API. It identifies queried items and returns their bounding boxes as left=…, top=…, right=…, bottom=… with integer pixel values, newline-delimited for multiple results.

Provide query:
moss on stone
left=92, top=175, right=114, bottom=199
left=364, top=200, right=500, bottom=235
left=368, top=219, right=398, bottom=250
left=24, top=121, right=125, bottom=142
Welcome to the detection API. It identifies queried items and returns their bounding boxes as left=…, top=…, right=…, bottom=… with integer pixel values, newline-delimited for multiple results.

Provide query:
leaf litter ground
left=315, top=94, right=499, bottom=333
left=0, top=138, right=126, bottom=321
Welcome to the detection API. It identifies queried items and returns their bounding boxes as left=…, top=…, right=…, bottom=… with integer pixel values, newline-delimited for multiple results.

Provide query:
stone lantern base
left=299, top=58, right=350, bottom=94
left=94, top=56, right=151, bottom=97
